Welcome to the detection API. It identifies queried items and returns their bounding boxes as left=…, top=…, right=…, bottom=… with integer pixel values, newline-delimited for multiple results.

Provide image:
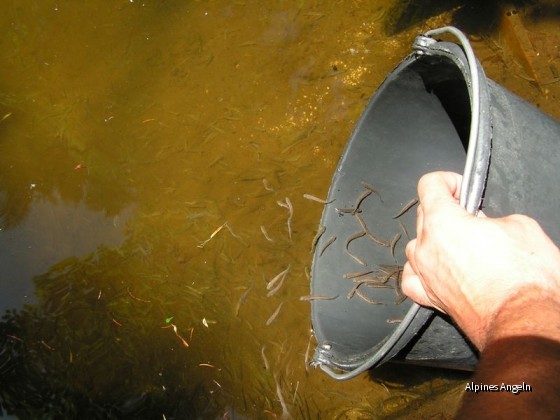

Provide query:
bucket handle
left=421, top=26, right=481, bottom=213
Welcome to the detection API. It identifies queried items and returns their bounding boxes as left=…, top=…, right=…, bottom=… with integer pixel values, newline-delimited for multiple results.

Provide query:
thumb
left=401, top=262, right=447, bottom=314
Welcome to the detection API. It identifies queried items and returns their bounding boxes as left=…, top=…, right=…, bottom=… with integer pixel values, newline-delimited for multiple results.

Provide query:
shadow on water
left=384, top=0, right=560, bottom=35
left=0, top=247, right=216, bottom=418
left=371, top=363, right=470, bottom=388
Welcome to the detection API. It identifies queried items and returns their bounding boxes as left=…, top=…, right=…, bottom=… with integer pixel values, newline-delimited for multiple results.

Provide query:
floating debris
left=162, top=323, right=190, bottom=348
left=197, top=223, right=226, bottom=248
left=197, top=221, right=241, bottom=248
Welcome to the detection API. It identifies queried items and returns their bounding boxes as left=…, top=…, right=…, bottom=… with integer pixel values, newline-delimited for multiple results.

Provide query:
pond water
left=1, top=1, right=558, bottom=418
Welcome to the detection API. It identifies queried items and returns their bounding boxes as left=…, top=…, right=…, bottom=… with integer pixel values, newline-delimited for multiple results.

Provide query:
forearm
left=457, top=291, right=560, bottom=418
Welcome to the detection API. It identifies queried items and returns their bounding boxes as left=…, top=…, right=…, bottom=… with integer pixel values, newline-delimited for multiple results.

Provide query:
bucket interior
left=311, top=53, right=475, bottom=371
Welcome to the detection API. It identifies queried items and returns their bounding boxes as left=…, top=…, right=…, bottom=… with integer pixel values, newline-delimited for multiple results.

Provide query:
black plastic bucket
left=309, top=27, right=560, bottom=380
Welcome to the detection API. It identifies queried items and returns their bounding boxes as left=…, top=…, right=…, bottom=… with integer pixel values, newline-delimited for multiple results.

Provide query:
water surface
left=1, top=1, right=558, bottom=418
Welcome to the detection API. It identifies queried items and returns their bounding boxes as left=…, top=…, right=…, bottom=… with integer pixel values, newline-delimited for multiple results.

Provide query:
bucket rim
left=311, top=26, right=490, bottom=380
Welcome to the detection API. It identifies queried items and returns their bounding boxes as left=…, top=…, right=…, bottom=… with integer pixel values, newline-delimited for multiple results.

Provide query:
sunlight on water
left=1, top=0, right=558, bottom=418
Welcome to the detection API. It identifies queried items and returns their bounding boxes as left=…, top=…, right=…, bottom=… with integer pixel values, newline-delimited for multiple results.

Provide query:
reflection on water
left=0, top=192, right=133, bottom=313
left=0, top=0, right=558, bottom=418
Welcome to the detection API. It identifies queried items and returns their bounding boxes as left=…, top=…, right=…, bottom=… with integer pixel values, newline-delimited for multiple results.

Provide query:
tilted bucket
left=309, top=27, right=560, bottom=380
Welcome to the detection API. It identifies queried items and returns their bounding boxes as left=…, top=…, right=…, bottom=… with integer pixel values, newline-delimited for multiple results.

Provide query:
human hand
left=402, top=171, right=560, bottom=350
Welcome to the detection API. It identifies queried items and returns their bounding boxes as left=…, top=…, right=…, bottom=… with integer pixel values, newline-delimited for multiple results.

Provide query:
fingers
left=401, top=172, right=466, bottom=315
left=402, top=262, right=448, bottom=314
left=417, top=172, right=463, bottom=213
left=403, top=241, right=426, bottom=305
left=405, top=238, right=418, bottom=273
left=415, top=203, right=424, bottom=242
left=402, top=262, right=439, bottom=310
left=401, top=263, right=425, bottom=302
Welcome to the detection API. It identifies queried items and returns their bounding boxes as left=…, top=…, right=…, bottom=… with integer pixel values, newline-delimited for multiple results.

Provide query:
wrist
left=483, top=287, right=560, bottom=350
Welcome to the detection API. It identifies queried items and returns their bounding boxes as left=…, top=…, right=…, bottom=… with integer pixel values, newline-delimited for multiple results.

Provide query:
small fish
left=261, top=345, right=270, bottom=370
left=336, top=207, right=362, bottom=214
left=266, top=272, right=288, bottom=297
left=347, top=282, right=361, bottom=299
left=354, top=213, right=390, bottom=247
left=1, top=112, right=12, bottom=123
left=343, top=270, right=374, bottom=279
left=379, top=265, right=404, bottom=282
left=352, top=189, right=372, bottom=214
left=266, top=302, right=284, bottom=326
left=299, top=295, right=338, bottom=301
left=287, top=219, right=293, bottom=241
left=348, top=279, right=389, bottom=303
left=390, top=233, right=402, bottom=260
left=360, top=181, right=383, bottom=201
left=260, top=225, right=274, bottom=242
left=398, top=220, right=411, bottom=239
left=285, top=197, right=293, bottom=215
left=393, top=198, right=419, bottom=219
left=263, top=178, right=274, bottom=191
left=235, top=283, right=254, bottom=316
left=366, top=230, right=390, bottom=248
left=319, top=235, right=336, bottom=256
left=303, top=193, right=335, bottom=204
left=354, top=213, right=368, bottom=231
left=310, top=225, right=326, bottom=254
left=392, top=267, right=407, bottom=305
left=286, top=198, right=294, bottom=240
left=345, top=231, right=367, bottom=266
left=224, top=222, right=242, bottom=239
left=267, top=265, right=291, bottom=291
left=356, top=289, right=382, bottom=305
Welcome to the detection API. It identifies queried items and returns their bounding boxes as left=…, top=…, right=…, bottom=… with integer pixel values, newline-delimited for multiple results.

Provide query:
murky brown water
left=1, top=1, right=558, bottom=418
